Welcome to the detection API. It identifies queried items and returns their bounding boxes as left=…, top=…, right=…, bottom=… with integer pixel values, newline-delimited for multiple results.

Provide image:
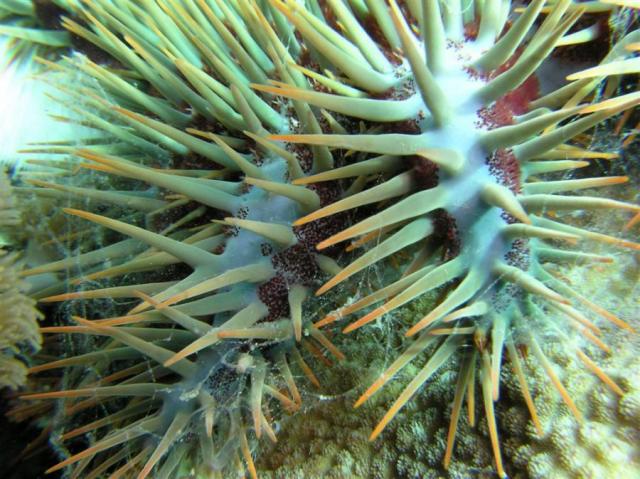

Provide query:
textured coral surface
left=0, top=170, right=41, bottom=390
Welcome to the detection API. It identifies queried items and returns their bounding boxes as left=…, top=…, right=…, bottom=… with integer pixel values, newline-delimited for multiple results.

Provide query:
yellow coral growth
left=0, top=171, right=41, bottom=390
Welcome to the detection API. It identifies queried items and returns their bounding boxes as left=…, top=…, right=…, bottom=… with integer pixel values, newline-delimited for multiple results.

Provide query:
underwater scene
left=0, top=1, right=639, bottom=478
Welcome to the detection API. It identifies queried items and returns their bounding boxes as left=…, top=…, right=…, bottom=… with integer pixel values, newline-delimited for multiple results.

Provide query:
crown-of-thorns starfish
left=9, top=0, right=639, bottom=478
left=265, top=0, right=639, bottom=476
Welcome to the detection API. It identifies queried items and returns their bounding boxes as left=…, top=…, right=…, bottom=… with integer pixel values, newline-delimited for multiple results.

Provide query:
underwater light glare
left=0, top=43, right=93, bottom=168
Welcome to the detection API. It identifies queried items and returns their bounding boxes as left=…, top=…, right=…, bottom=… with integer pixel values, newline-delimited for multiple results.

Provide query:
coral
left=0, top=170, right=41, bottom=390
left=3, top=1, right=639, bottom=478
left=502, top=241, right=640, bottom=479
left=256, top=321, right=496, bottom=479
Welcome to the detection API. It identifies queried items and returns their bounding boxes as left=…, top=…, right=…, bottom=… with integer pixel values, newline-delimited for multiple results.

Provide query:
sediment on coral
left=0, top=250, right=42, bottom=390
left=2, top=1, right=639, bottom=478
